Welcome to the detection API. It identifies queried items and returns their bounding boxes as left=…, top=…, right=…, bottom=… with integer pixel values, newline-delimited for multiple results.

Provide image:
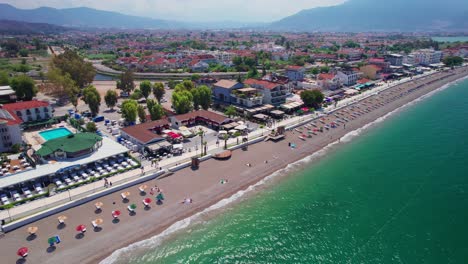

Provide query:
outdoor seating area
left=0, top=154, right=138, bottom=206
left=1, top=158, right=33, bottom=177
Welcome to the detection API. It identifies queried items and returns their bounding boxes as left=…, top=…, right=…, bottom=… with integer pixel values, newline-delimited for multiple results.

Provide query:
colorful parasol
left=17, top=247, right=28, bottom=257
left=156, top=193, right=165, bottom=201
left=143, top=198, right=152, bottom=204
left=129, top=204, right=137, bottom=210
left=112, top=210, right=121, bottom=217
left=27, top=226, right=38, bottom=234
left=95, top=202, right=103, bottom=208
left=76, top=224, right=86, bottom=233
left=94, top=218, right=103, bottom=225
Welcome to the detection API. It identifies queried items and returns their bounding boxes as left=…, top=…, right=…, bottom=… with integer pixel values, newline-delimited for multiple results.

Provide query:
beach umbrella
left=27, top=226, right=38, bottom=235
left=139, top=185, right=148, bottom=192
left=76, top=224, right=86, bottom=233
left=129, top=204, right=137, bottom=210
left=156, top=193, right=165, bottom=201
left=95, top=201, right=103, bottom=209
left=94, top=218, right=104, bottom=225
left=48, top=236, right=57, bottom=245
left=112, top=210, right=121, bottom=217
left=122, top=191, right=130, bottom=198
left=17, top=247, right=28, bottom=258
left=143, top=198, right=152, bottom=205
left=57, top=215, right=67, bottom=223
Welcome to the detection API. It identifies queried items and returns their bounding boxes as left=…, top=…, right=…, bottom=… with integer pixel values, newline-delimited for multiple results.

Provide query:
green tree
left=130, top=89, right=143, bottom=100
left=224, top=105, right=237, bottom=117
left=174, top=80, right=195, bottom=92
left=172, top=90, right=193, bottom=114
left=139, top=80, right=152, bottom=99
left=10, top=75, right=37, bottom=101
left=19, top=49, right=29, bottom=57
left=121, top=99, right=138, bottom=123
left=152, top=82, right=165, bottom=103
left=147, top=99, right=165, bottom=120
left=443, top=56, right=464, bottom=67
left=117, top=70, right=135, bottom=94
left=83, top=85, right=101, bottom=116
left=246, top=67, right=259, bottom=79
left=311, top=67, right=320, bottom=75
left=104, top=89, right=118, bottom=110
left=45, top=68, right=79, bottom=107
left=0, top=71, right=9, bottom=86
left=300, top=89, right=324, bottom=109
left=51, top=49, right=95, bottom=88
left=167, top=80, right=180, bottom=89
left=86, top=122, right=97, bottom=132
left=191, top=85, right=212, bottom=110
left=137, top=105, right=147, bottom=123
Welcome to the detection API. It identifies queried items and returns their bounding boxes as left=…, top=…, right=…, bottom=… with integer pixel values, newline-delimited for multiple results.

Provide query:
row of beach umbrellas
left=18, top=187, right=165, bottom=259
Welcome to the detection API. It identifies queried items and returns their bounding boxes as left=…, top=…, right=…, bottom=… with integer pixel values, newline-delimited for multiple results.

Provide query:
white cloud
left=1, top=0, right=345, bottom=22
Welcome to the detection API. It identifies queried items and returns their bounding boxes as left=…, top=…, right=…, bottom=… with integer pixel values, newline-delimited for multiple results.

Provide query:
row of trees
left=171, top=80, right=212, bottom=114
left=300, top=90, right=325, bottom=109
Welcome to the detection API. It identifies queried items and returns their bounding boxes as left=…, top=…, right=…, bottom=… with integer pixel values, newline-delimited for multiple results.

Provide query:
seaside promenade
left=0, top=66, right=467, bottom=264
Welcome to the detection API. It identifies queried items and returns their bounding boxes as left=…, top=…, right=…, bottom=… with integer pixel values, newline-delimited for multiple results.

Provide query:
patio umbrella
left=95, top=202, right=103, bottom=209
left=17, top=247, right=28, bottom=258
left=156, top=193, right=165, bottom=201
left=122, top=191, right=130, bottom=197
left=129, top=204, right=137, bottom=210
left=94, top=218, right=104, bottom=225
left=27, top=226, right=38, bottom=235
left=144, top=198, right=152, bottom=204
left=48, top=236, right=57, bottom=245
left=112, top=210, right=121, bottom=217
left=57, top=215, right=67, bottom=223
left=76, top=224, right=86, bottom=233
left=139, top=185, right=148, bottom=192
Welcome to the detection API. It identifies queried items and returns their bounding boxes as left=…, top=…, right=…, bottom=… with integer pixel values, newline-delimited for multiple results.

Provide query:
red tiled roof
left=2, top=100, right=49, bottom=111
left=174, top=110, right=229, bottom=124
left=318, top=73, right=335, bottom=80
left=0, top=109, right=22, bottom=126
left=286, top=66, right=304, bottom=71
left=357, top=78, right=371, bottom=84
left=120, top=119, right=170, bottom=144
left=244, top=79, right=280, bottom=90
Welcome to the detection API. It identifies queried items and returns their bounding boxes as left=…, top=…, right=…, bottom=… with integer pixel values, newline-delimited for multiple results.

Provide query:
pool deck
left=23, top=123, right=78, bottom=148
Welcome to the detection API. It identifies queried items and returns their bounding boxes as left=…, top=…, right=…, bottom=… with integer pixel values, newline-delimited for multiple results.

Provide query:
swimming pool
left=39, top=128, right=73, bottom=141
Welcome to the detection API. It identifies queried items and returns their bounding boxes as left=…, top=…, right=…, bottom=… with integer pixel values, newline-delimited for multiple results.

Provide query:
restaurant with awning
left=280, top=101, right=303, bottom=113
left=144, top=140, right=173, bottom=156
left=270, top=110, right=285, bottom=119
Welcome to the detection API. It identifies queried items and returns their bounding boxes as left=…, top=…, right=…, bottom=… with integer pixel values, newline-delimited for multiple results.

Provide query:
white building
left=2, top=100, right=53, bottom=122
left=411, top=49, right=443, bottom=66
left=244, top=78, right=291, bottom=106
left=0, top=109, right=22, bottom=152
left=336, top=71, right=359, bottom=86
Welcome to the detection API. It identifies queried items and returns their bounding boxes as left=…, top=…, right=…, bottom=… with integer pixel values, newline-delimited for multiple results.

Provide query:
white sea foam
left=100, top=74, right=468, bottom=264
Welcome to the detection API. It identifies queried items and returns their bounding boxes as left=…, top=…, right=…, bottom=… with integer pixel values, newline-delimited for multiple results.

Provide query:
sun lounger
left=121, top=193, right=127, bottom=200
left=91, top=221, right=98, bottom=228
left=127, top=205, right=135, bottom=212
left=143, top=200, right=149, bottom=207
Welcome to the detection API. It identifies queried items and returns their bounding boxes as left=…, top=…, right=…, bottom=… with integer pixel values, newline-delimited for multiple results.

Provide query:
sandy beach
left=2, top=67, right=468, bottom=264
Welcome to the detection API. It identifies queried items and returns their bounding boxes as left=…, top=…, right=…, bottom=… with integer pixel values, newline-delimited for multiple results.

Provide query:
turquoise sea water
left=111, top=78, right=468, bottom=264
left=39, top=127, right=73, bottom=141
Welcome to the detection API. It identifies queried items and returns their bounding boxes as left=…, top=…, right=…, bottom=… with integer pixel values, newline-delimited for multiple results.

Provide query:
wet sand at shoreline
left=2, top=67, right=468, bottom=264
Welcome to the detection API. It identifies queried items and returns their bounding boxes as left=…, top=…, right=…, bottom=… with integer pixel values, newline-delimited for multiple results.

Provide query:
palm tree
left=234, top=131, right=242, bottom=145
left=223, top=134, right=229, bottom=150
left=197, top=128, right=205, bottom=156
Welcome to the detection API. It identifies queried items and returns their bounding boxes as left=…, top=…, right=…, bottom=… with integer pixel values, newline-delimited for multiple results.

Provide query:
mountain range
left=272, top=0, right=468, bottom=32
left=0, top=0, right=467, bottom=32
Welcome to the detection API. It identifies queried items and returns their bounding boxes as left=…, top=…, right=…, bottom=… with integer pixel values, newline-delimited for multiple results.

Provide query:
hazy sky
left=1, top=0, right=346, bottom=22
